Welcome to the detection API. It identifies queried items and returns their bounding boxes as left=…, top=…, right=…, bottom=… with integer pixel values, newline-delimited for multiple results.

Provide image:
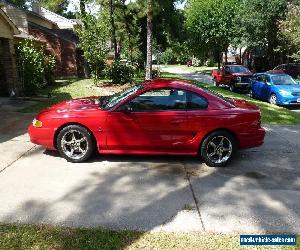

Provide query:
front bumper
left=28, top=125, right=56, bottom=150
left=234, top=82, right=251, bottom=88
left=278, top=96, right=300, bottom=105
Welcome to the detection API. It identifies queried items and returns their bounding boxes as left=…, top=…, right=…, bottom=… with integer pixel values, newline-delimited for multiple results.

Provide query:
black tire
left=229, top=84, right=236, bottom=92
left=200, top=130, right=237, bottom=167
left=269, top=93, right=277, bottom=105
left=57, top=125, right=95, bottom=163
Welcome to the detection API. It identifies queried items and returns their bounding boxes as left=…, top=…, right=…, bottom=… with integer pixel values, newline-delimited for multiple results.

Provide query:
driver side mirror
left=117, top=104, right=133, bottom=112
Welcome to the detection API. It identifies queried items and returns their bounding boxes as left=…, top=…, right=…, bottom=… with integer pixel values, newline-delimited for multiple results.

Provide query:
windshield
left=100, top=84, right=144, bottom=109
left=230, top=66, right=251, bottom=73
left=271, top=75, right=298, bottom=85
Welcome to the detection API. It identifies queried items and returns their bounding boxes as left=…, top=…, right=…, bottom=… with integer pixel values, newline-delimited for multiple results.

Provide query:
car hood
left=46, top=97, right=102, bottom=112
left=274, top=85, right=300, bottom=92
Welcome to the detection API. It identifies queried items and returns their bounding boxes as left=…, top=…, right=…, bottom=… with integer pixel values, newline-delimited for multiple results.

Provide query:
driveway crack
left=0, top=145, right=36, bottom=174
left=183, top=165, right=206, bottom=231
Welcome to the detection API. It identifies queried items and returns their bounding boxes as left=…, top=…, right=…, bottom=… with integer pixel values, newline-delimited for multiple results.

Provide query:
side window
left=128, top=88, right=187, bottom=112
left=256, top=75, right=264, bottom=82
left=186, top=91, right=208, bottom=110
left=224, top=66, right=231, bottom=74
left=264, top=75, right=270, bottom=83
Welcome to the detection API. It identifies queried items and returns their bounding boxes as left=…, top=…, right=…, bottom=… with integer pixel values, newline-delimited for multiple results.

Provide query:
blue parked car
left=250, top=72, right=300, bottom=105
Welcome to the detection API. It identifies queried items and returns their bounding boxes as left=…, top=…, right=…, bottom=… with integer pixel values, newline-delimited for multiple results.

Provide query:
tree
left=145, top=0, right=153, bottom=80
left=41, top=0, right=69, bottom=16
left=76, top=14, right=110, bottom=82
left=185, top=0, right=240, bottom=68
left=279, top=2, right=300, bottom=61
left=109, top=0, right=119, bottom=59
left=235, top=0, right=289, bottom=69
left=7, top=0, right=27, bottom=8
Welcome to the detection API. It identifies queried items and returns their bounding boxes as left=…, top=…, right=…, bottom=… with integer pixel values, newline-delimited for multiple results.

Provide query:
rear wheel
left=57, top=125, right=95, bottom=163
left=200, top=131, right=237, bottom=167
left=269, top=94, right=277, bottom=105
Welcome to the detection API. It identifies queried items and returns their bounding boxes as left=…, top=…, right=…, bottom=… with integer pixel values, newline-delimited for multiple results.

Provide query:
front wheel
left=229, top=84, right=236, bottom=92
left=213, top=78, right=219, bottom=87
left=249, top=89, right=255, bottom=98
left=269, top=94, right=277, bottom=105
left=57, top=125, right=95, bottom=163
left=200, top=131, right=237, bottom=167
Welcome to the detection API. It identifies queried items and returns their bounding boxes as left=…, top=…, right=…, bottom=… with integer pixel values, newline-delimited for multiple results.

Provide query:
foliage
left=17, top=40, right=55, bottom=94
left=185, top=0, right=240, bottom=66
left=76, top=14, right=110, bottom=82
left=234, top=0, right=289, bottom=69
left=7, top=0, right=27, bottom=8
left=106, top=61, right=134, bottom=84
left=41, top=0, right=69, bottom=16
left=279, top=3, right=300, bottom=61
left=44, top=55, right=56, bottom=85
left=161, top=47, right=177, bottom=64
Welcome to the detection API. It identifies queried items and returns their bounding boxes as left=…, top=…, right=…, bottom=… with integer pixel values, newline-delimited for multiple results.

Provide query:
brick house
left=0, top=6, right=21, bottom=95
left=0, top=0, right=85, bottom=95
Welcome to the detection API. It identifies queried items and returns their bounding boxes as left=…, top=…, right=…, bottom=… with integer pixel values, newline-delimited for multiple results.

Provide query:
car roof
left=144, top=78, right=199, bottom=91
left=255, top=72, right=288, bottom=76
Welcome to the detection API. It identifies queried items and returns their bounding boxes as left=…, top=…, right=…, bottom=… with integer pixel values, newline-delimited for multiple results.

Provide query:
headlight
left=32, top=118, right=43, bottom=128
left=236, top=77, right=242, bottom=82
left=279, top=89, right=291, bottom=97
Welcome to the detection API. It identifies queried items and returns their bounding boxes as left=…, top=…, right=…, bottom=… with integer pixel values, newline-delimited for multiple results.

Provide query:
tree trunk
left=110, top=0, right=119, bottom=60
left=80, top=0, right=86, bottom=16
left=121, top=0, right=133, bottom=64
left=145, top=0, right=153, bottom=80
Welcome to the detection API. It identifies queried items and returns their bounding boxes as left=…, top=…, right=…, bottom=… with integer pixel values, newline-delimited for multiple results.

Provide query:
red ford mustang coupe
left=28, top=79, right=265, bottom=167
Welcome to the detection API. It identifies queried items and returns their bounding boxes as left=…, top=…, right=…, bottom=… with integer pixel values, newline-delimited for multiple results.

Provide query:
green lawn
left=20, top=74, right=300, bottom=125
left=0, top=224, right=298, bottom=250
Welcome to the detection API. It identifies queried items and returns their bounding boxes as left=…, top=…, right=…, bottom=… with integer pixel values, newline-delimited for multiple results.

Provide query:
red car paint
left=28, top=79, right=265, bottom=156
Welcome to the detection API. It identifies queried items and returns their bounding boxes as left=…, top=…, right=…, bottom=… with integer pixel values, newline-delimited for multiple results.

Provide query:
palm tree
left=145, top=0, right=153, bottom=80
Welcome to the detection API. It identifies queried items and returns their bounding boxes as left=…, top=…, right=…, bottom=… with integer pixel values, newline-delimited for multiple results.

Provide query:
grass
left=0, top=224, right=298, bottom=250
left=19, top=73, right=300, bottom=125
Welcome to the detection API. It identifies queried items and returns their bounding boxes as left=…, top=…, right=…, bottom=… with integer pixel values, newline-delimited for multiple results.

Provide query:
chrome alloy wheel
left=61, top=129, right=88, bottom=160
left=206, top=136, right=233, bottom=164
left=269, top=94, right=277, bottom=105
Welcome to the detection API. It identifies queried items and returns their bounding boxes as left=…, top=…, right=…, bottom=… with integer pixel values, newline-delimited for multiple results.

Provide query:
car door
left=260, top=75, right=271, bottom=100
left=106, top=88, right=191, bottom=152
left=222, top=66, right=232, bottom=84
left=252, top=74, right=264, bottom=98
left=185, top=91, right=210, bottom=152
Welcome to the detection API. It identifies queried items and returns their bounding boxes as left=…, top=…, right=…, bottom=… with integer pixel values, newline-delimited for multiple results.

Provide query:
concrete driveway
left=0, top=111, right=299, bottom=233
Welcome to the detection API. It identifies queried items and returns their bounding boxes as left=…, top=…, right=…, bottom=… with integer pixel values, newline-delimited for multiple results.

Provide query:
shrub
left=17, top=40, right=45, bottom=94
left=76, top=14, right=110, bottom=82
left=161, top=48, right=177, bottom=65
left=44, top=55, right=56, bottom=85
left=17, top=40, right=55, bottom=95
left=106, top=61, right=134, bottom=84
